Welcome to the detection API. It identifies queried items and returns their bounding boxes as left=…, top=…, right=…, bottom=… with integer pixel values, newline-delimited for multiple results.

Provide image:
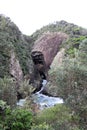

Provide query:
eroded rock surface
left=30, top=32, right=68, bottom=93
left=51, top=48, right=65, bottom=70
left=9, top=49, right=23, bottom=83
left=32, top=32, right=68, bottom=70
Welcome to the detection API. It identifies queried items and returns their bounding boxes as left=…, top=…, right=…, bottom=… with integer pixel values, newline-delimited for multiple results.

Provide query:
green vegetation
left=49, top=39, right=87, bottom=130
left=0, top=14, right=87, bottom=130
left=65, top=36, right=87, bottom=57
left=32, top=20, right=87, bottom=58
left=0, top=77, right=17, bottom=107
left=0, top=15, right=33, bottom=77
left=0, top=100, right=33, bottom=130
left=31, top=123, right=54, bottom=130
left=0, top=101, right=79, bottom=130
left=18, top=79, right=35, bottom=98
left=34, top=104, right=72, bottom=130
left=32, top=20, right=87, bottom=40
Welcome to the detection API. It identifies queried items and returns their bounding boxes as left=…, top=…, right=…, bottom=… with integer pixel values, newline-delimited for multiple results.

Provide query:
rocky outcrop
left=9, top=49, right=23, bottom=83
left=32, top=32, right=68, bottom=70
left=50, top=48, right=65, bottom=70
left=30, top=32, right=68, bottom=92
left=0, top=15, right=32, bottom=78
left=47, top=48, right=66, bottom=96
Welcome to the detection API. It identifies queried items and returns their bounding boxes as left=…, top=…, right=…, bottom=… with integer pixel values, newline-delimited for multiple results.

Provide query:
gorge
left=0, top=15, right=87, bottom=129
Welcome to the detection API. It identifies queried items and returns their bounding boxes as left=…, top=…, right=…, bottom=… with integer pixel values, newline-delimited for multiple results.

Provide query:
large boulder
left=30, top=32, right=68, bottom=92
left=32, top=32, right=68, bottom=70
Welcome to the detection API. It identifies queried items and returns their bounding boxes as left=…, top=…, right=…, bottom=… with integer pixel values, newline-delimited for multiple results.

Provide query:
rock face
left=0, top=15, right=32, bottom=78
left=51, top=48, right=65, bottom=70
left=31, top=51, right=47, bottom=78
left=30, top=32, right=68, bottom=92
left=32, top=32, right=68, bottom=70
left=9, top=49, right=23, bottom=83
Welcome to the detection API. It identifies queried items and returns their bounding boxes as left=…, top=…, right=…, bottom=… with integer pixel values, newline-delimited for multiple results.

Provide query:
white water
left=17, top=79, right=63, bottom=109
left=36, top=79, right=47, bottom=94
left=17, top=99, right=26, bottom=106
left=33, top=79, right=63, bottom=109
left=32, top=93, right=63, bottom=110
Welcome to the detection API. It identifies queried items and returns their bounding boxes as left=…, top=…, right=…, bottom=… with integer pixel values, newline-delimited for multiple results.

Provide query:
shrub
left=0, top=100, right=11, bottom=129
left=0, top=15, right=33, bottom=77
left=34, top=104, right=74, bottom=130
left=78, top=39, right=87, bottom=66
left=5, top=108, right=33, bottom=130
left=0, top=77, right=17, bottom=107
left=49, top=39, right=87, bottom=129
left=18, top=79, right=35, bottom=98
left=31, top=123, right=54, bottom=130
left=0, top=100, right=33, bottom=130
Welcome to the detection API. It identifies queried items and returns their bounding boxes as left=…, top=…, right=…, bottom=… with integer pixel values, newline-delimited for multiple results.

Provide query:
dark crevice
left=31, top=51, right=47, bottom=79
left=31, top=51, right=45, bottom=65
left=39, top=71, right=46, bottom=80
left=30, top=51, right=48, bottom=93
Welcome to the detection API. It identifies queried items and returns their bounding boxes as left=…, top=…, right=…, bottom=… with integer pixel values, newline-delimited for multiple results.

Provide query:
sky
left=0, top=0, right=87, bottom=35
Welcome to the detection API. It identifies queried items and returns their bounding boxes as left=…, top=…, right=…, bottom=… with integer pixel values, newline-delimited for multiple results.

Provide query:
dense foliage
left=0, top=15, right=33, bottom=77
left=49, top=39, right=87, bottom=129
left=0, top=14, right=87, bottom=130
left=0, top=77, right=17, bottom=107
left=0, top=100, right=33, bottom=130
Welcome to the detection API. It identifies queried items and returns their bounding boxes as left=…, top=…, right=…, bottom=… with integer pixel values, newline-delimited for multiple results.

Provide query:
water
left=17, top=79, right=63, bottom=109
left=33, top=79, right=63, bottom=109
left=32, top=93, right=63, bottom=110
left=17, top=99, right=26, bottom=106
left=17, top=94, right=63, bottom=109
left=36, top=79, right=47, bottom=94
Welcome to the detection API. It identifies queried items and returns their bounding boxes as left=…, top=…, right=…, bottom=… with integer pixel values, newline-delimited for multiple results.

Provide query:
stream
left=32, top=93, right=63, bottom=110
left=17, top=80, right=63, bottom=110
